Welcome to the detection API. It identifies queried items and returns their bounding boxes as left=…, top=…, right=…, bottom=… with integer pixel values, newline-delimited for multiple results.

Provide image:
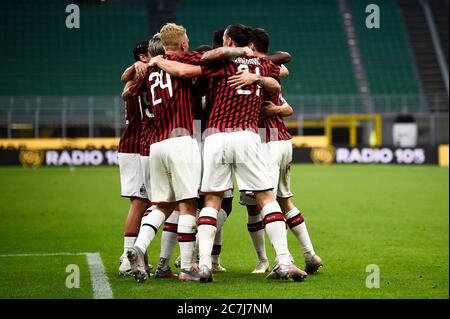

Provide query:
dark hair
left=249, top=28, right=270, bottom=54
left=224, top=24, right=252, bottom=47
left=195, top=44, right=213, bottom=52
left=212, top=27, right=226, bottom=48
left=133, top=41, right=149, bottom=61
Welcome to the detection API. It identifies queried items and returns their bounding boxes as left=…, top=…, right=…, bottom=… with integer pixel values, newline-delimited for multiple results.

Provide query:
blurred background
left=0, top=0, right=448, bottom=165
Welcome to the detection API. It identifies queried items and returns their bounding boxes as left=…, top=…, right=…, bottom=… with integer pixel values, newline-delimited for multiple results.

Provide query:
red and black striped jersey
left=118, top=96, right=142, bottom=154
left=259, top=89, right=292, bottom=143
left=126, top=80, right=156, bottom=156
left=129, top=51, right=204, bottom=147
left=193, top=77, right=216, bottom=133
left=200, top=56, right=280, bottom=134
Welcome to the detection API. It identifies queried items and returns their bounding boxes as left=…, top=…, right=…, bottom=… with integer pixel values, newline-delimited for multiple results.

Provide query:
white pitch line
left=85, top=253, right=113, bottom=299
left=0, top=251, right=113, bottom=299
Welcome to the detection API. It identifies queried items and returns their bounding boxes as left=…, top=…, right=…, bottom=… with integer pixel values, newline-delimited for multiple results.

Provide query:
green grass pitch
left=0, top=164, right=448, bottom=299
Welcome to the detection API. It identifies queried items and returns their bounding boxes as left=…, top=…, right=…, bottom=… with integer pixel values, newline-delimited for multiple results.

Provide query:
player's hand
left=228, top=70, right=258, bottom=89
left=260, top=101, right=280, bottom=118
left=242, top=46, right=253, bottom=57
left=134, top=61, right=148, bottom=79
left=148, top=55, right=163, bottom=67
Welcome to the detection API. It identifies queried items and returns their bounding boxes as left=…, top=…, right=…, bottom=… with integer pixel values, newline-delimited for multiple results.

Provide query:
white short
left=150, top=136, right=201, bottom=203
left=118, top=152, right=148, bottom=199
left=140, top=155, right=152, bottom=200
left=240, top=139, right=293, bottom=205
left=200, top=131, right=273, bottom=193
left=198, top=139, right=234, bottom=199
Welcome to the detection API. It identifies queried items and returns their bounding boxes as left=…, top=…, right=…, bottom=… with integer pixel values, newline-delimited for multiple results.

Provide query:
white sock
left=285, top=207, right=316, bottom=260
left=212, top=209, right=227, bottom=264
left=134, top=209, right=166, bottom=253
left=261, top=201, right=291, bottom=265
left=247, top=213, right=267, bottom=261
left=177, top=214, right=197, bottom=271
left=123, top=236, right=137, bottom=256
left=197, top=207, right=218, bottom=269
left=159, top=210, right=180, bottom=266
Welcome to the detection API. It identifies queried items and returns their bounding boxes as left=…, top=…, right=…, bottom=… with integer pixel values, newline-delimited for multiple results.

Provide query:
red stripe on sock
left=163, top=222, right=178, bottom=233
left=197, top=216, right=217, bottom=227
left=247, top=221, right=265, bottom=232
left=287, top=214, right=305, bottom=229
left=124, top=233, right=138, bottom=237
left=177, top=233, right=196, bottom=242
left=263, top=212, right=285, bottom=225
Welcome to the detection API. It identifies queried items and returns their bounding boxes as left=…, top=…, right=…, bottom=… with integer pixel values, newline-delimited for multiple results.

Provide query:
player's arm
left=121, top=80, right=134, bottom=101
left=260, top=100, right=294, bottom=119
left=199, top=46, right=253, bottom=64
left=149, top=55, right=202, bottom=79
left=120, top=62, right=148, bottom=83
left=228, top=70, right=281, bottom=93
left=266, top=51, right=292, bottom=65
left=266, top=51, right=291, bottom=78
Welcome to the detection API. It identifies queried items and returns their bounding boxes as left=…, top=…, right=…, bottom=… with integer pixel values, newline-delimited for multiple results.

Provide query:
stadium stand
left=0, top=0, right=149, bottom=96
left=175, top=0, right=361, bottom=112
left=0, top=0, right=446, bottom=120
left=398, top=0, right=449, bottom=112
left=349, top=0, right=423, bottom=112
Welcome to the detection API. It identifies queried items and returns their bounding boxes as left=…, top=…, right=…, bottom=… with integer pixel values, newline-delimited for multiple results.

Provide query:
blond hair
left=159, top=23, right=187, bottom=49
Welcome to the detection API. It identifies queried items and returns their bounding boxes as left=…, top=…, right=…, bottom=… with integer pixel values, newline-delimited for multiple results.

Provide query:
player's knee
left=203, top=193, right=223, bottom=211
left=254, top=190, right=276, bottom=208
left=178, top=198, right=198, bottom=215
left=130, top=197, right=151, bottom=213
left=277, top=197, right=293, bottom=214
left=156, top=202, right=177, bottom=218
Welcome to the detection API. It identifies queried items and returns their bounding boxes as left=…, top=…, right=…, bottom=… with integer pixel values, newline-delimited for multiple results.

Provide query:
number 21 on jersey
left=236, top=64, right=260, bottom=96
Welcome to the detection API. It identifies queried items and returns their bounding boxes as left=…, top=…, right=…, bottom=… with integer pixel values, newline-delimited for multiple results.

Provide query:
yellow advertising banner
left=0, top=138, right=120, bottom=150
left=438, top=145, right=449, bottom=168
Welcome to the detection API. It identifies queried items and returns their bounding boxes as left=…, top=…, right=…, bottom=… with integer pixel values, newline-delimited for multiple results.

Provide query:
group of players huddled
left=117, top=22, right=323, bottom=283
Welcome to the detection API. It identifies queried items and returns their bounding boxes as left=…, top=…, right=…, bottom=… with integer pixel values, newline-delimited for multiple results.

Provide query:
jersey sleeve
left=263, top=90, right=282, bottom=106
left=128, top=78, right=145, bottom=97
left=269, top=61, right=281, bottom=79
left=200, top=64, right=224, bottom=78
left=262, top=59, right=281, bottom=80
left=175, top=51, right=204, bottom=65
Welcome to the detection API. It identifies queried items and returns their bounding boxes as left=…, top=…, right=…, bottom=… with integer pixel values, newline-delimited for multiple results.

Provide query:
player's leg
left=177, top=199, right=200, bottom=281
left=127, top=141, right=176, bottom=283
left=278, top=198, right=323, bottom=274
left=247, top=205, right=269, bottom=273
left=197, top=192, right=223, bottom=282
left=128, top=203, right=175, bottom=283
left=118, top=152, right=151, bottom=275
left=277, top=140, right=323, bottom=274
left=235, top=131, right=306, bottom=281
left=120, top=197, right=151, bottom=275
left=240, top=191, right=269, bottom=273
left=211, top=193, right=233, bottom=272
left=170, top=136, right=203, bottom=281
left=197, top=133, right=233, bottom=282
left=155, top=209, right=179, bottom=278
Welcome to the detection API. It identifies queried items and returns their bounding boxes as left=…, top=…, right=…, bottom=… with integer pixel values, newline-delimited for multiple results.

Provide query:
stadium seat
left=0, top=0, right=149, bottom=96
left=349, top=0, right=423, bottom=112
